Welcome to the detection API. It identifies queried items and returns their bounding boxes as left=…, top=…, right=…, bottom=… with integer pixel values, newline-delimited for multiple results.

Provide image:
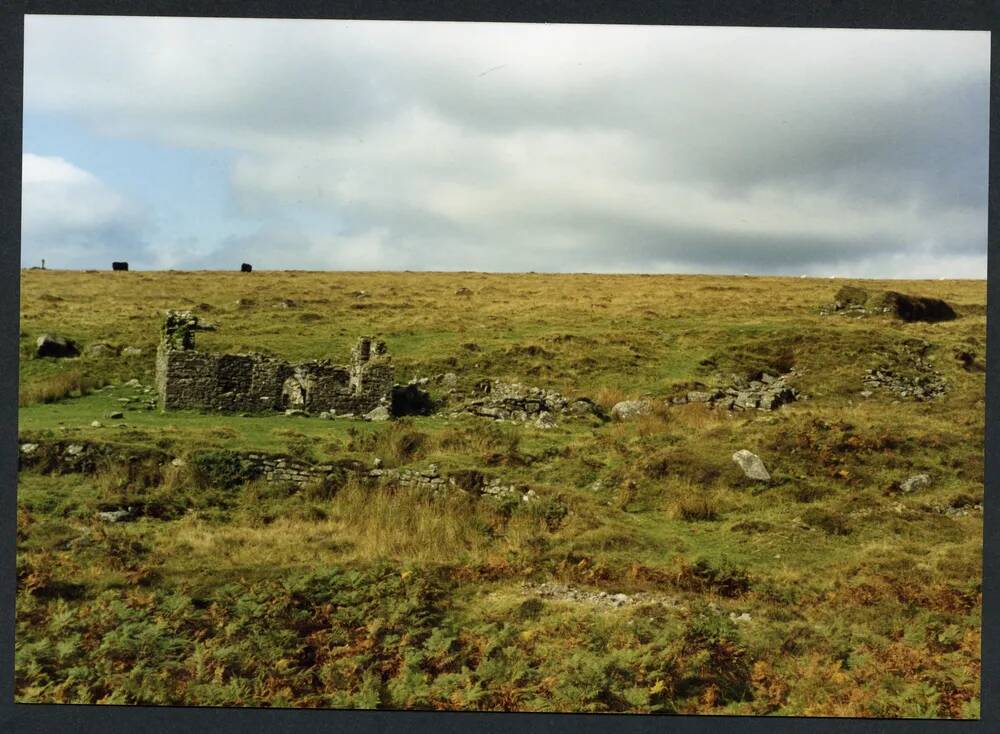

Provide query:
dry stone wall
left=155, top=310, right=393, bottom=415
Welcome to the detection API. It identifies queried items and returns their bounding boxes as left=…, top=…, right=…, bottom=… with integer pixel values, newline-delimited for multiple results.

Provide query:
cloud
left=20, top=153, right=148, bottom=268
left=22, top=18, right=990, bottom=276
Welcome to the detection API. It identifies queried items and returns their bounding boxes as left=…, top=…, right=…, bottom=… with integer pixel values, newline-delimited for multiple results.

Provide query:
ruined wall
left=156, top=311, right=393, bottom=415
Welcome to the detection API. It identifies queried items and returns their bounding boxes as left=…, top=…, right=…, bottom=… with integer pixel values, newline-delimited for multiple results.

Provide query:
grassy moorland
left=15, top=269, right=985, bottom=716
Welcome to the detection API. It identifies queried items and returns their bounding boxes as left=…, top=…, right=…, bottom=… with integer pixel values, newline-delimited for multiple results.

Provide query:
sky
left=21, top=16, right=990, bottom=277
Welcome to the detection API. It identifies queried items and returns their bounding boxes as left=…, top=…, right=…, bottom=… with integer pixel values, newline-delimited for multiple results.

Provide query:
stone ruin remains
left=675, top=370, right=801, bottom=411
left=823, top=285, right=957, bottom=322
left=155, top=310, right=394, bottom=416
left=452, top=379, right=606, bottom=426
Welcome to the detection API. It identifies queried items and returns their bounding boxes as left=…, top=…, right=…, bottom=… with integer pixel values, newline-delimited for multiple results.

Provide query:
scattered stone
left=373, top=457, right=383, bottom=468
left=568, top=397, right=601, bottom=416
left=106, top=411, right=124, bottom=419
left=171, top=457, right=186, bottom=467
left=863, top=339, right=947, bottom=401
left=285, top=408, right=307, bottom=417
left=610, top=399, right=654, bottom=421
left=675, top=371, right=800, bottom=413
left=65, top=444, right=85, bottom=456
left=459, top=380, right=606, bottom=423
left=900, top=474, right=932, bottom=493
left=732, top=449, right=771, bottom=481
left=524, top=582, right=681, bottom=611
left=364, top=405, right=391, bottom=421
left=35, top=334, right=80, bottom=358
left=729, top=612, right=753, bottom=623
left=90, top=421, right=103, bottom=427
left=19, top=443, right=38, bottom=454
left=319, top=411, right=332, bottom=420
left=124, top=378, right=141, bottom=388
left=121, top=346, right=143, bottom=357
left=535, top=411, right=557, bottom=429
left=97, top=507, right=134, bottom=523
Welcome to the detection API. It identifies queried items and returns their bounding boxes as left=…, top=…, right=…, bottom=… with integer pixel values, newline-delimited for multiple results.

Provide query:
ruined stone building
left=155, top=310, right=394, bottom=415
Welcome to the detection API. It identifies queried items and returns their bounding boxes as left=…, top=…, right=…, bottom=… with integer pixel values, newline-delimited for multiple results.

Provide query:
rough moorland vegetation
left=16, top=270, right=984, bottom=716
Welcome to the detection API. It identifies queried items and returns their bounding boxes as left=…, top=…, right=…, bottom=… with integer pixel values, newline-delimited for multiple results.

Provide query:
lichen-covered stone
left=732, top=449, right=770, bottom=481
left=611, top=400, right=654, bottom=421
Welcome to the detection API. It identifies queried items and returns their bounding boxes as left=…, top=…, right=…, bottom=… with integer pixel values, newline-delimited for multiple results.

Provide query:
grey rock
left=611, top=399, right=654, bottom=421
left=90, top=421, right=103, bottom=428
left=19, top=443, right=38, bottom=454
left=687, top=391, right=714, bottom=403
left=535, top=411, right=557, bottom=429
left=97, top=508, right=133, bottom=523
left=900, top=474, right=932, bottom=493
left=364, top=405, right=391, bottom=421
left=121, top=346, right=143, bottom=357
left=284, top=408, right=307, bottom=417
left=732, top=449, right=770, bottom=481
left=65, top=444, right=85, bottom=456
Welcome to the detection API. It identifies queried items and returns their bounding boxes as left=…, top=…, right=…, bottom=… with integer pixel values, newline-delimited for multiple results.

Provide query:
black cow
left=241, top=263, right=253, bottom=272
left=112, top=261, right=129, bottom=271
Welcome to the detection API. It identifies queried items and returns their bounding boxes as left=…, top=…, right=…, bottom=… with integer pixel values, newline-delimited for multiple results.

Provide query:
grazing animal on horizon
left=112, top=261, right=129, bottom=271
left=241, top=263, right=253, bottom=272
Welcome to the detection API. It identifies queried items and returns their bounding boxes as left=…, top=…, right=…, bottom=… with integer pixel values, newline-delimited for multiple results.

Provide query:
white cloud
left=20, top=153, right=148, bottom=268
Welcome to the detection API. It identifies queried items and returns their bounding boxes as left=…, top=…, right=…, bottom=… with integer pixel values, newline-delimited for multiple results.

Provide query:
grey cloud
left=22, top=18, right=989, bottom=277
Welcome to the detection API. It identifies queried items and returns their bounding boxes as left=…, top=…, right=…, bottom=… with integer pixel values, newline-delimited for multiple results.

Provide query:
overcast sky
left=21, top=16, right=990, bottom=277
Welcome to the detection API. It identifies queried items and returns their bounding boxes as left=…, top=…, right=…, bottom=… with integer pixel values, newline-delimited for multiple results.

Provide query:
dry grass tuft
left=594, top=386, right=626, bottom=411
left=19, top=369, right=107, bottom=407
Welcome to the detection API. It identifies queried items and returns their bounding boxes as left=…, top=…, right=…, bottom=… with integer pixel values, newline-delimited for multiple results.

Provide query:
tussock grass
left=18, top=369, right=107, bottom=407
left=673, top=495, right=721, bottom=522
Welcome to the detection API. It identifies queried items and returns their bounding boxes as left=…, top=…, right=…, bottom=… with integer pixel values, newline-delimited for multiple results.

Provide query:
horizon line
left=18, top=267, right=986, bottom=282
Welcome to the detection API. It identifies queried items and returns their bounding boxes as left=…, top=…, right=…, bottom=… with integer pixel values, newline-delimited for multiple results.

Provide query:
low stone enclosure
left=17, top=439, right=538, bottom=509
left=155, top=310, right=394, bottom=416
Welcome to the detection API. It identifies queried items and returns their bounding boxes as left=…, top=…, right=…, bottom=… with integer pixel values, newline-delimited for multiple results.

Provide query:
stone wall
left=155, top=310, right=393, bottom=415
left=17, top=439, right=536, bottom=502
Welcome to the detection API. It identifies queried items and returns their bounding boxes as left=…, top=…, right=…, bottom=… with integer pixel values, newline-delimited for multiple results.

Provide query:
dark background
left=1, top=2, right=996, bottom=732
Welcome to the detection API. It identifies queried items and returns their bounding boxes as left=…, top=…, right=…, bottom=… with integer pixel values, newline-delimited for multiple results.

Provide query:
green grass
left=15, top=269, right=985, bottom=716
